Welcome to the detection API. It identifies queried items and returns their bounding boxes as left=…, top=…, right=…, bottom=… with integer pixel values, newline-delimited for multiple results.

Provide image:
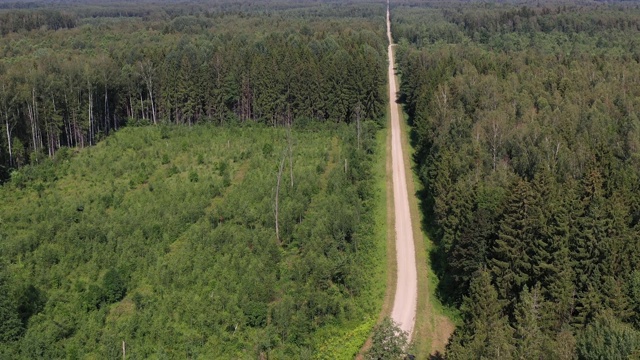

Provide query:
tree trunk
left=49, top=96, right=57, bottom=157
left=287, top=110, right=294, bottom=187
left=355, top=103, right=362, bottom=150
left=148, top=78, right=156, bottom=125
left=28, top=89, right=37, bottom=155
left=104, top=83, right=109, bottom=134
left=275, top=156, right=286, bottom=245
left=27, top=103, right=37, bottom=155
left=5, top=116, right=12, bottom=166
left=1, top=84, right=12, bottom=166
left=88, top=81, right=94, bottom=146
left=34, top=89, right=43, bottom=152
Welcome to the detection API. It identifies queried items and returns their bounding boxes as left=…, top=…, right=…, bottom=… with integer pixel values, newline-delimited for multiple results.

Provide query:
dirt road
left=387, top=2, right=418, bottom=340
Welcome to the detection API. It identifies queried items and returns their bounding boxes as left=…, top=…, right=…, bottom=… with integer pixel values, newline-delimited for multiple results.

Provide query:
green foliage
left=0, top=0, right=387, bottom=180
left=188, top=170, right=199, bottom=183
left=365, top=318, right=408, bottom=360
left=395, top=2, right=640, bottom=358
left=16, top=285, right=46, bottom=326
left=82, top=284, right=105, bottom=311
left=102, top=269, right=126, bottom=304
left=0, top=124, right=383, bottom=358
left=577, top=312, right=640, bottom=360
left=447, top=270, right=514, bottom=359
left=514, top=285, right=545, bottom=359
left=0, top=276, right=22, bottom=343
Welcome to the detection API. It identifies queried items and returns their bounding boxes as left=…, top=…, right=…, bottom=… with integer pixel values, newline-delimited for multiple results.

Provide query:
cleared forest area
left=0, top=123, right=387, bottom=358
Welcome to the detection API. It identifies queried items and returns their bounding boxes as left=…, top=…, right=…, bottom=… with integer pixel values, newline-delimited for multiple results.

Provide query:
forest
left=0, top=0, right=387, bottom=182
left=392, top=1, right=640, bottom=358
left=0, top=0, right=390, bottom=358
left=6, top=0, right=640, bottom=358
left=0, top=123, right=388, bottom=358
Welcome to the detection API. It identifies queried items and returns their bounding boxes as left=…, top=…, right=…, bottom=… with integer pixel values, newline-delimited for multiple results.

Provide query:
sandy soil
left=387, top=2, right=418, bottom=341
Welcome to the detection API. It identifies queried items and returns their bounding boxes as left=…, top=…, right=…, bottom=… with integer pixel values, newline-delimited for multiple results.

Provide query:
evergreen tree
left=491, top=179, right=536, bottom=306
left=514, top=284, right=545, bottom=360
left=572, top=168, right=606, bottom=325
left=543, top=184, right=577, bottom=331
left=577, top=311, right=640, bottom=360
left=544, top=328, right=577, bottom=360
left=102, top=268, right=126, bottom=304
left=448, top=270, right=514, bottom=359
left=448, top=207, right=495, bottom=303
left=529, top=170, right=555, bottom=289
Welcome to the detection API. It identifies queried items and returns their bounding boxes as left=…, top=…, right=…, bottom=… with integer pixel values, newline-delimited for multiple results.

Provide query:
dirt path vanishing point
left=387, top=1, right=418, bottom=340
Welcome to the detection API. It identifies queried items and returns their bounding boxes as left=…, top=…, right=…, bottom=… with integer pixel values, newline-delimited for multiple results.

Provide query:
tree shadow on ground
left=396, top=90, right=458, bottom=309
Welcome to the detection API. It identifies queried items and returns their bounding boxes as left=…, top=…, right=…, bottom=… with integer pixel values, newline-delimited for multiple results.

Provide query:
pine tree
left=572, top=168, right=606, bottom=325
left=529, top=170, right=555, bottom=290
left=577, top=310, right=640, bottom=360
left=601, top=275, right=633, bottom=322
left=544, top=328, right=577, bottom=360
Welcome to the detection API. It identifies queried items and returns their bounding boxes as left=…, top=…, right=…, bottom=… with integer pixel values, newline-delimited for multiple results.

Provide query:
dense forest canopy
left=6, top=0, right=640, bottom=358
left=0, top=0, right=387, bottom=182
left=392, top=1, right=640, bottom=358
left=0, top=0, right=390, bottom=358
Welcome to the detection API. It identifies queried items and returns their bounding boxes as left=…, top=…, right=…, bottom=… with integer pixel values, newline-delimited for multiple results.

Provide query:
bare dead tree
left=274, top=154, right=286, bottom=245
left=139, top=60, right=156, bottom=125
left=287, top=107, right=294, bottom=187
left=2, top=84, right=14, bottom=166
left=355, top=102, right=362, bottom=150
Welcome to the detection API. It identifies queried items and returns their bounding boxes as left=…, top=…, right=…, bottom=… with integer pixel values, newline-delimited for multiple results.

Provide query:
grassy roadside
left=392, top=55, right=458, bottom=357
left=356, top=41, right=457, bottom=359
left=355, top=110, right=397, bottom=359
left=316, top=125, right=391, bottom=359
left=398, top=105, right=457, bottom=357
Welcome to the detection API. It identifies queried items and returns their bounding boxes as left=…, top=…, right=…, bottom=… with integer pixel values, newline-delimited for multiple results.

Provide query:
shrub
left=102, top=269, right=126, bottom=304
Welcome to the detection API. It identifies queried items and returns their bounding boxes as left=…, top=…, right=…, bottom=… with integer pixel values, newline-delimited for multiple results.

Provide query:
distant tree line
left=0, top=7, right=386, bottom=180
left=0, top=10, right=76, bottom=34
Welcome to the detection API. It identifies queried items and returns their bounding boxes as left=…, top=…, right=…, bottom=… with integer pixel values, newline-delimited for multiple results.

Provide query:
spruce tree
left=529, top=170, right=555, bottom=291
left=448, top=270, right=514, bottom=359
left=577, top=310, right=640, bottom=360
left=449, top=207, right=495, bottom=303
left=491, top=179, right=535, bottom=307
left=572, top=168, right=606, bottom=325
left=543, top=184, right=577, bottom=331
left=514, top=284, right=545, bottom=360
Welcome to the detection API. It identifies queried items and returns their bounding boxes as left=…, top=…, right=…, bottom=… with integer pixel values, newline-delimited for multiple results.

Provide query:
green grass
left=399, top=104, right=461, bottom=357
left=390, top=62, right=459, bottom=357
left=0, top=123, right=385, bottom=359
